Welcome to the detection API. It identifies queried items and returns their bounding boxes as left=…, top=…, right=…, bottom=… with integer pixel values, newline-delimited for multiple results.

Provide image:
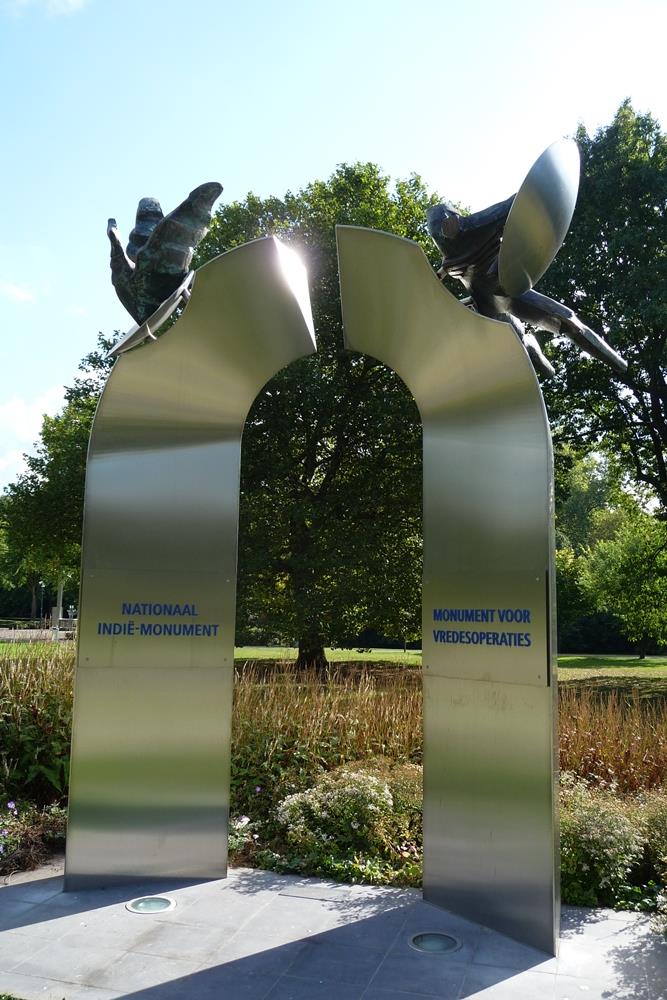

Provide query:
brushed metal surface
left=65, top=237, right=315, bottom=889
left=499, top=139, right=580, bottom=297
left=337, top=226, right=558, bottom=954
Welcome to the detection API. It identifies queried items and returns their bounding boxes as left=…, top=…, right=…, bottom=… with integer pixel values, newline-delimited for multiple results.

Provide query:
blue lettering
left=497, top=609, right=531, bottom=624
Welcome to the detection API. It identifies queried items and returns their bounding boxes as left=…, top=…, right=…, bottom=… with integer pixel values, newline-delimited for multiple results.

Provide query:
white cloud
left=0, top=280, right=34, bottom=303
left=0, top=448, right=29, bottom=486
left=0, top=385, right=66, bottom=489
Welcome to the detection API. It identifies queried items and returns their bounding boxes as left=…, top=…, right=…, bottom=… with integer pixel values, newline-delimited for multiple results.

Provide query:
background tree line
left=1, top=103, right=665, bottom=661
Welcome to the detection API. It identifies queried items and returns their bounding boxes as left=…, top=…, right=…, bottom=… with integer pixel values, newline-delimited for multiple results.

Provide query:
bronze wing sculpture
left=108, top=181, right=223, bottom=325
left=427, top=141, right=627, bottom=378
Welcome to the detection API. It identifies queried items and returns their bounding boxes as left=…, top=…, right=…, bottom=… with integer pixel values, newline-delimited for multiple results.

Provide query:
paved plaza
left=0, top=857, right=665, bottom=999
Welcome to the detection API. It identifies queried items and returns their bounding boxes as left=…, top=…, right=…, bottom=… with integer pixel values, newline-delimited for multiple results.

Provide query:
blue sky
left=0, top=0, right=665, bottom=488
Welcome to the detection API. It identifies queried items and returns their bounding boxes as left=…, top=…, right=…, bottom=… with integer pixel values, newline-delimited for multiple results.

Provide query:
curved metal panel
left=337, top=226, right=558, bottom=954
left=499, top=139, right=580, bottom=297
left=65, top=236, right=315, bottom=889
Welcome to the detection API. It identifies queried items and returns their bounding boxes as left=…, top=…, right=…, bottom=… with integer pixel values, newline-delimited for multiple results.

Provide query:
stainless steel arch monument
left=66, top=145, right=626, bottom=956
left=65, top=236, right=316, bottom=889
left=337, top=223, right=560, bottom=952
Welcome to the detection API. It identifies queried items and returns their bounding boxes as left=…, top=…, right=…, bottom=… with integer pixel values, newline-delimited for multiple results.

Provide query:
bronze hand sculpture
left=108, top=182, right=222, bottom=325
left=427, top=142, right=627, bottom=378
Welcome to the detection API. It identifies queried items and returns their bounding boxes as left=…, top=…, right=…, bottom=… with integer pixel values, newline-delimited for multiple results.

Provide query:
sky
left=0, top=0, right=665, bottom=489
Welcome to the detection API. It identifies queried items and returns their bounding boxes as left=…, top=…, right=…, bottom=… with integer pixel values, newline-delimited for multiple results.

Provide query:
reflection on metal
left=65, top=237, right=316, bottom=890
left=499, top=139, right=580, bottom=297
left=337, top=226, right=558, bottom=955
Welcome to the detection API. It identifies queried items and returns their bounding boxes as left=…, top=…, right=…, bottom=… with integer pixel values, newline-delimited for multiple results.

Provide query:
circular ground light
left=125, top=895, right=176, bottom=914
left=409, top=932, right=460, bottom=954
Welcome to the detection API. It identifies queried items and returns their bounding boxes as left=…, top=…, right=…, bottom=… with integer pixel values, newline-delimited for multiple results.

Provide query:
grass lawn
left=234, top=646, right=422, bottom=664
left=557, top=656, right=667, bottom=699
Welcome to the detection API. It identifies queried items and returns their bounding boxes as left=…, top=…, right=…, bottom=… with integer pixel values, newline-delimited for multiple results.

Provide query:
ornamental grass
left=1, top=647, right=667, bottom=805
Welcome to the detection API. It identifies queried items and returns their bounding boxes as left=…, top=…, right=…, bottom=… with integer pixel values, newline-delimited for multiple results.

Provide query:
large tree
left=3, top=167, right=436, bottom=666
left=540, top=102, right=667, bottom=508
left=554, top=452, right=638, bottom=653
left=0, top=338, right=114, bottom=609
left=579, top=510, right=667, bottom=657
left=195, top=164, right=438, bottom=667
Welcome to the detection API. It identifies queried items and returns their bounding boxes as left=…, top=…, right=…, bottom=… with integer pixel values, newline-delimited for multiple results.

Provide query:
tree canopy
left=541, top=102, right=667, bottom=508
left=2, top=106, right=665, bottom=657
left=0, top=338, right=114, bottom=613
left=579, top=510, right=667, bottom=656
left=196, top=164, right=439, bottom=666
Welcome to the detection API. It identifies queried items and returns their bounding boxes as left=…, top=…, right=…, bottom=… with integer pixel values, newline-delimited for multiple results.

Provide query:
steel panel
left=65, top=237, right=315, bottom=889
left=337, top=226, right=558, bottom=954
left=499, top=139, right=580, bottom=297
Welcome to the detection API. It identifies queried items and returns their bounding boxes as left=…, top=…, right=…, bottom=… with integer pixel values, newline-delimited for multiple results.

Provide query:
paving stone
left=0, top=897, right=44, bottom=932
left=370, top=949, right=468, bottom=997
left=266, top=975, right=366, bottom=999
left=556, top=922, right=658, bottom=980
left=241, top=895, right=342, bottom=944
left=0, top=929, right=50, bottom=972
left=0, top=860, right=661, bottom=1000
left=88, top=949, right=200, bottom=991
left=363, top=988, right=445, bottom=1000
left=200, top=937, right=305, bottom=976
left=0, top=969, right=91, bottom=1000
left=132, top=963, right=279, bottom=999
left=128, top=918, right=231, bottom=962
left=311, top=905, right=408, bottom=951
left=156, top=884, right=277, bottom=931
left=0, top=874, right=64, bottom=904
left=286, top=937, right=384, bottom=986
left=555, top=974, right=633, bottom=1000
left=460, top=964, right=557, bottom=998
left=13, top=937, right=121, bottom=987
left=471, top=926, right=557, bottom=973
left=280, top=882, right=353, bottom=900
left=58, top=910, right=158, bottom=952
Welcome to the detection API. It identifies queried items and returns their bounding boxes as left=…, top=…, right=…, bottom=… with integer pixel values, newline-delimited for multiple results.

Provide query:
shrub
left=643, top=792, right=667, bottom=882
left=0, top=645, right=73, bottom=804
left=230, top=663, right=421, bottom=831
left=268, top=763, right=423, bottom=885
left=0, top=798, right=66, bottom=876
left=559, top=772, right=644, bottom=907
left=277, top=770, right=395, bottom=860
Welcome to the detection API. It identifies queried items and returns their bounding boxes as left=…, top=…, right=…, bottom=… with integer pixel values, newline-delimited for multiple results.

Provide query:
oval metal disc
left=499, top=139, right=580, bottom=297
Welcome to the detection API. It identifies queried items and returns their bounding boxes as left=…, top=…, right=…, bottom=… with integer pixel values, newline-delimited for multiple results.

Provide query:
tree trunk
left=29, top=580, right=37, bottom=620
left=296, top=639, right=328, bottom=673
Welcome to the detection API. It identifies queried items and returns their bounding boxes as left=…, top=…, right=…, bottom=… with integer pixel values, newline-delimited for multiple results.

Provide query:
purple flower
left=6, top=801, right=15, bottom=810
left=254, top=786, right=262, bottom=793
left=1, top=829, right=7, bottom=836
left=0, top=845, right=4, bottom=854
